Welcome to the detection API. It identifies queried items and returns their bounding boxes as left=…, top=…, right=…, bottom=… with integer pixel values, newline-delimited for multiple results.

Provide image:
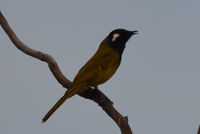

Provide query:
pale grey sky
left=1, top=0, right=200, bottom=134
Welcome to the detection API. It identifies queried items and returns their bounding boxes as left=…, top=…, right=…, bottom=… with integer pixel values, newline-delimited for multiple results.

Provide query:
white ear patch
left=111, top=33, right=120, bottom=42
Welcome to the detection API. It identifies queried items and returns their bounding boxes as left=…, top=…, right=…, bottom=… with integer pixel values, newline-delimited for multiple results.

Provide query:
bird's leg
left=78, top=87, right=113, bottom=105
left=93, top=87, right=113, bottom=104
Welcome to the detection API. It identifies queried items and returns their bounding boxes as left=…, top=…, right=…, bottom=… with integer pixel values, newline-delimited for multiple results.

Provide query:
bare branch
left=0, top=11, right=71, bottom=88
left=0, top=11, right=133, bottom=134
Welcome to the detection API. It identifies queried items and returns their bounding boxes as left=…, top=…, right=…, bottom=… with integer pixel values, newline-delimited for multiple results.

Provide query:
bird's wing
left=72, top=44, right=119, bottom=85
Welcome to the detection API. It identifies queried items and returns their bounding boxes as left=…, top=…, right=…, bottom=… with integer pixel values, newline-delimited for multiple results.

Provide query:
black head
left=106, top=29, right=138, bottom=55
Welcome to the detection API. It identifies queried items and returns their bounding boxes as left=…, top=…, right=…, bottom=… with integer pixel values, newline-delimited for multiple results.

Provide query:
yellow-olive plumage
left=42, top=29, right=138, bottom=122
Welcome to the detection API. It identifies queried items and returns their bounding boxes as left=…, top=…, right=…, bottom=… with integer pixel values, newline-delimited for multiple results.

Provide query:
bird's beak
left=126, top=30, right=138, bottom=40
left=130, top=30, right=138, bottom=35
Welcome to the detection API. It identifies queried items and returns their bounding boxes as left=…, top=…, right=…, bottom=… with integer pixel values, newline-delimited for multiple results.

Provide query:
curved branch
left=0, top=11, right=133, bottom=134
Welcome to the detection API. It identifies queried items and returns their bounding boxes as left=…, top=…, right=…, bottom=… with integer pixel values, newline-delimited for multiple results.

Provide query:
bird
left=42, top=29, right=138, bottom=122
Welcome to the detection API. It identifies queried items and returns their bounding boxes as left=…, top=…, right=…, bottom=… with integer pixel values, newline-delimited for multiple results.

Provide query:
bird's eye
left=111, top=33, right=120, bottom=42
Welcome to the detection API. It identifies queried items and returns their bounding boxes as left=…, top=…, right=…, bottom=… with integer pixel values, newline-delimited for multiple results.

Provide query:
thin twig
left=0, top=11, right=133, bottom=134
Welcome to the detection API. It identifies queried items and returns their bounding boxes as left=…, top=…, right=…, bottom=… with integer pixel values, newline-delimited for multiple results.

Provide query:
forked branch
left=0, top=11, right=133, bottom=134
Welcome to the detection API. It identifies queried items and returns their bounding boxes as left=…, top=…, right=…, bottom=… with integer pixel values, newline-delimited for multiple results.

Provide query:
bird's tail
left=42, top=86, right=80, bottom=123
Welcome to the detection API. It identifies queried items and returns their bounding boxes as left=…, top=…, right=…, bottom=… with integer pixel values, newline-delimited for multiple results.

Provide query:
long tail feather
left=42, top=88, right=77, bottom=123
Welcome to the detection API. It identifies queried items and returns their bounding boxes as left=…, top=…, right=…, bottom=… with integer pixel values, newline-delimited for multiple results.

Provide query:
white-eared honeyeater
left=42, top=29, right=138, bottom=122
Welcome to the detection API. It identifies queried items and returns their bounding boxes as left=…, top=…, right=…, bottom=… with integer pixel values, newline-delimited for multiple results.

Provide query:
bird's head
left=106, top=29, right=138, bottom=54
